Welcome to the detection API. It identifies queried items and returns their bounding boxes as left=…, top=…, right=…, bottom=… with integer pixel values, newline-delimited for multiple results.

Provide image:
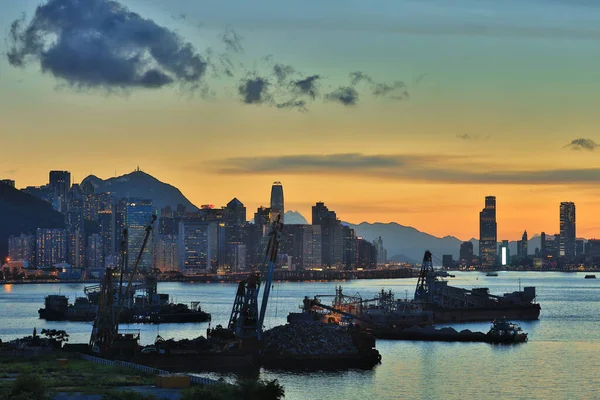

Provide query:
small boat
left=487, top=319, right=528, bottom=344
left=584, top=275, right=596, bottom=279
left=486, top=272, right=498, bottom=277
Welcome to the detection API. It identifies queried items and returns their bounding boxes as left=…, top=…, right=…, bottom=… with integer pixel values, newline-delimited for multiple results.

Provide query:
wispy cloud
left=212, top=153, right=600, bottom=185
left=456, top=134, right=490, bottom=140
left=565, top=138, right=598, bottom=151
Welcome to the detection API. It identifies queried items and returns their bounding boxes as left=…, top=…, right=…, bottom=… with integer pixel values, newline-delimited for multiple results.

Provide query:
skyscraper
left=36, top=228, right=67, bottom=267
left=125, top=199, right=154, bottom=271
left=520, top=230, right=528, bottom=258
left=270, top=181, right=284, bottom=224
left=479, top=196, right=497, bottom=269
left=559, top=202, right=576, bottom=259
left=49, top=170, right=71, bottom=212
left=459, top=241, right=474, bottom=265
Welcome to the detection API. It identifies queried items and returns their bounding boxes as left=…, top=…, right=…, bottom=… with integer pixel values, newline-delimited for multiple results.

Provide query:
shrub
left=102, top=390, right=157, bottom=400
left=181, top=379, right=284, bottom=400
left=9, top=373, right=47, bottom=400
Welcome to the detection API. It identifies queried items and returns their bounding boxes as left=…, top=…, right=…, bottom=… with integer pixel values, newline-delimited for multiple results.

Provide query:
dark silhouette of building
left=270, top=182, right=284, bottom=224
left=459, top=241, right=474, bottom=265
left=576, top=239, right=584, bottom=257
left=517, top=230, right=528, bottom=258
left=224, top=198, right=246, bottom=226
left=356, top=237, right=377, bottom=269
left=559, top=202, right=576, bottom=260
left=479, top=196, right=497, bottom=269
left=312, top=202, right=343, bottom=267
left=254, top=206, right=271, bottom=228
left=442, top=254, right=454, bottom=268
left=49, top=171, right=71, bottom=212
left=0, top=179, right=15, bottom=187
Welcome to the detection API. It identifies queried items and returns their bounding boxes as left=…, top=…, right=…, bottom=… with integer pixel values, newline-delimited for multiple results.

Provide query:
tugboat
left=487, top=319, right=528, bottom=344
left=584, top=275, right=596, bottom=279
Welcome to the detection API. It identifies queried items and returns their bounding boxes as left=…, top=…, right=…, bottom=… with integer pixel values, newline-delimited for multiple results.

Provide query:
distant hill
left=0, top=182, right=65, bottom=259
left=81, top=170, right=198, bottom=212
left=285, top=210, right=308, bottom=224
left=345, top=221, right=468, bottom=261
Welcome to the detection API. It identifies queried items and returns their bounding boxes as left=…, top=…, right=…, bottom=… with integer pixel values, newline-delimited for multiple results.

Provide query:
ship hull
left=428, top=303, right=541, bottom=323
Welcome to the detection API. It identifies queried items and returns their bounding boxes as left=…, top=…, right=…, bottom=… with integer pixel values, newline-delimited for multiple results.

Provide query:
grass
left=0, top=353, right=155, bottom=395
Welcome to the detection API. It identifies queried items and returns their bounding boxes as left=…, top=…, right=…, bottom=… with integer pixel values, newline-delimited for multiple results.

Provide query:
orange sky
left=2, top=0, right=600, bottom=241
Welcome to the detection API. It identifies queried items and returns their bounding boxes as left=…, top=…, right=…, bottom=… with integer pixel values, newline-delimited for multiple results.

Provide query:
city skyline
left=2, top=168, right=591, bottom=243
left=2, top=0, right=600, bottom=241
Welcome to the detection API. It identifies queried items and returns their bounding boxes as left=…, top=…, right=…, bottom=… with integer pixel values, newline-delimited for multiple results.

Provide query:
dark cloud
left=565, top=138, right=598, bottom=151
left=213, top=153, right=600, bottom=185
left=349, top=71, right=374, bottom=85
left=291, top=75, right=321, bottom=99
left=6, top=0, right=207, bottom=90
left=219, top=26, right=243, bottom=53
left=273, top=64, right=296, bottom=85
left=276, top=100, right=308, bottom=112
left=349, top=71, right=409, bottom=101
left=326, top=87, right=359, bottom=106
left=238, top=76, right=271, bottom=104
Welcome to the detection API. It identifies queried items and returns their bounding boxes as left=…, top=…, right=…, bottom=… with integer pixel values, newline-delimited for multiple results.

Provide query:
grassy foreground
left=0, top=353, right=154, bottom=395
left=0, top=353, right=285, bottom=400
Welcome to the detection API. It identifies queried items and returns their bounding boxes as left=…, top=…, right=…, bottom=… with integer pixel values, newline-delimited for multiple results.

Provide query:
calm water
left=1, top=272, right=599, bottom=399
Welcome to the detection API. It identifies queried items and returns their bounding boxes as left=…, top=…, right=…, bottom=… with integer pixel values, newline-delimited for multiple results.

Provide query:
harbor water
left=1, top=272, right=599, bottom=399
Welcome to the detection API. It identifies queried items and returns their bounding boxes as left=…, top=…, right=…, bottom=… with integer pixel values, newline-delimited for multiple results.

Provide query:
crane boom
left=89, top=215, right=156, bottom=353
left=257, top=215, right=282, bottom=339
left=227, top=215, right=283, bottom=340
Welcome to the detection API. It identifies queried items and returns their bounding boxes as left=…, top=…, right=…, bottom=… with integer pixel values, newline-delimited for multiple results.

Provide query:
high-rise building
left=36, top=228, right=67, bottom=267
left=372, top=236, right=387, bottom=265
left=342, top=225, right=357, bottom=269
left=576, top=239, right=584, bottom=257
left=459, top=241, right=474, bottom=265
left=178, top=218, right=218, bottom=272
left=224, top=198, right=246, bottom=226
left=519, top=230, right=528, bottom=258
left=312, top=202, right=343, bottom=267
left=1, top=179, right=15, bottom=187
left=154, top=234, right=179, bottom=271
left=559, top=202, right=576, bottom=259
left=356, top=237, right=377, bottom=269
left=8, top=234, right=36, bottom=266
left=125, top=199, right=154, bottom=271
left=442, top=254, right=454, bottom=269
left=254, top=206, right=271, bottom=228
left=479, top=196, right=497, bottom=269
left=66, top=196, right=85, bottom=269
left=270, top=182, right=284, bottom=224
left=280, top=224, right=322, bottom=270
left=86, top=233, right=103, bottom=270
left=49, top=171, right=71, bottom=212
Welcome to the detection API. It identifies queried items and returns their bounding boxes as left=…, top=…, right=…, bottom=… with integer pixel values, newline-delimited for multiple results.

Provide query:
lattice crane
left=227, top=215, right=283, bottom=340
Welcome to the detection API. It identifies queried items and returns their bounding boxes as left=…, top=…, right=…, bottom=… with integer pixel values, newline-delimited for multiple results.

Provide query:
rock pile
left=263, top=323, right=359, bottom=356
left=164, top=336, right=212, bottom=351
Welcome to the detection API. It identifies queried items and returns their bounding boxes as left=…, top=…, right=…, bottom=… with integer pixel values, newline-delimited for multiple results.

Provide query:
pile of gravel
left=263, top=323, right=359, bottom=356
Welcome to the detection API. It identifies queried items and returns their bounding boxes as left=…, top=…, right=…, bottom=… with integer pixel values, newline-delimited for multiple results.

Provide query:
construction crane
left=89, top=215, right=156, bottom=354
left=227, top=215, right=283, bottom=341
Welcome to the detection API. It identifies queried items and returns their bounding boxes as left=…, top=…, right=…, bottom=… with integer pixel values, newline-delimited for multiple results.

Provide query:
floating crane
left=226, top=215, right=283, bottom=341
left=89, top=215, right=156, bottom=354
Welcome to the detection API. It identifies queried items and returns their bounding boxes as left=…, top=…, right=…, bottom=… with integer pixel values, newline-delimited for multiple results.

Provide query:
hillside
left=81, top=170, right=198, bottom=212
left=0, top=182, right=65, bottom=259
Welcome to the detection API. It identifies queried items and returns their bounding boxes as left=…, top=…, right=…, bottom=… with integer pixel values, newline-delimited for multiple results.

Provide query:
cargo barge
left=39, top=277, right=210, bottom=324
left=415, top=251, right=541, bottom=323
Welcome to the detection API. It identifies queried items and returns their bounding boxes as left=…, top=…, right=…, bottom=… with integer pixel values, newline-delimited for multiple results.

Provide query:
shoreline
left=1, top=269, right=598, bottom=286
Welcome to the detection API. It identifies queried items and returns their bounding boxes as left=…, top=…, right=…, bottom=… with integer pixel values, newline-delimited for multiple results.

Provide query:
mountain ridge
left=81, top=170, right=198, bottom=212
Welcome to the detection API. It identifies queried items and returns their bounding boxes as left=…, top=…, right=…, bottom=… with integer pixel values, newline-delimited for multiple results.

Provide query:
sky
left=1, top=0, right=600, bottom=241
